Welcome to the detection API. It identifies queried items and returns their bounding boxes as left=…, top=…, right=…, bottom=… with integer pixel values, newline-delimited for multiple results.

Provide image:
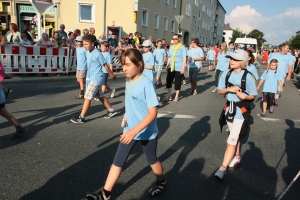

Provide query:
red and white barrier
left=0, top=44, right=70, bottom=73
left=0, top=44, right=125, bottom=74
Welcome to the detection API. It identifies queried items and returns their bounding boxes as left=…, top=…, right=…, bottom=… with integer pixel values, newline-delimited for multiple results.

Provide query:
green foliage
left=229, top=28, right=246, bottom=43
left=247, top=29, right=266, bottom=50
left=291, top=35, right=300, bottom=49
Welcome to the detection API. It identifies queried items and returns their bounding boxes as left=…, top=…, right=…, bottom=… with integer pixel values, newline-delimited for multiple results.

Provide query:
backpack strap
left=225, top=68, right=250, bottom=95
left=225, top=68, right=234, bottom=88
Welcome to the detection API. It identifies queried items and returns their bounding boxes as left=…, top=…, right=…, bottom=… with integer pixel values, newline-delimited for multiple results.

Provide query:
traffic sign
left=30, top=0, right=55, bottom=14
left=174, top=15, right=184, bottom=24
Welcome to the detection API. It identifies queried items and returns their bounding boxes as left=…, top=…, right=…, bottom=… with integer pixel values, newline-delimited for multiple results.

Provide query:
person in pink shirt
left=36, top=33, right=58, bottom=47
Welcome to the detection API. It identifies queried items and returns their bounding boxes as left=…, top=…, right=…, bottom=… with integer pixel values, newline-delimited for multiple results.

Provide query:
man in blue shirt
left=57, top=24, right=68, bottom=43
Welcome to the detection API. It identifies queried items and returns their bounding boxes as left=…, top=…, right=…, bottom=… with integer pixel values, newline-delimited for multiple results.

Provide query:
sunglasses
left=230, top=58, right=240, bottom=61
left=172, top=38, right=178, bottom=40
left=143, top=46, right=150, bottom=48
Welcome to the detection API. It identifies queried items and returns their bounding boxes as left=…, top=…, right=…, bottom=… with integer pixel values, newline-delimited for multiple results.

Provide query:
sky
left=219, top=0, right=300, bottom=45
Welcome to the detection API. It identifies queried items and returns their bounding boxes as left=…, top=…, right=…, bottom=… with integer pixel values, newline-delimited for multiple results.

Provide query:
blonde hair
left=241, top=61, right=247, bottom=69
left=220, top=42, right=228, bottom=54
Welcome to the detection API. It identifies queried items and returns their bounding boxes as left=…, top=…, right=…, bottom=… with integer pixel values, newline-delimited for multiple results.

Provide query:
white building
left=224, top=23, right=233, bottom=45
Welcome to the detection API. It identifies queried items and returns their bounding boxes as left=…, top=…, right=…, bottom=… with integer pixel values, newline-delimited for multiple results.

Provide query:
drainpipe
left=103, top=0, right=106, bottom=37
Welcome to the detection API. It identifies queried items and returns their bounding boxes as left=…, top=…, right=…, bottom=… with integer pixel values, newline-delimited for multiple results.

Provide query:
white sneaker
left=229, top=156, right=241, bottom=167
left=94, top=97, right=100, bottom=101
left=193, top=90, right=197, bottom=95
left=212, top=88, right=217, bottom=93
left=110, top=89, right=115, bottom=98
left=182, top=80, right=187, bottom=85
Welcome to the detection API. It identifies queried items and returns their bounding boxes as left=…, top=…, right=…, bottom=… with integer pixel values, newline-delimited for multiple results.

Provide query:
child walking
left=245, top=50, right=259, bottom=80
left=216, top=50, right=257, bottom=179
left=85, top=49, right=166, bottom=200
left=74, top=36, right=87, bottom=99
left=70, top=35, right=119, bottom=123
left=256, top=59, right=283, bottom=116
left=99, top=41, right=115, bottom=98
left=0, top=60, right=26, bottom=138
left=153, top=40, right=166, bottom=87
left=207, top=46, right=216, bottom=71
left=141, top=40, right=155, bottom=82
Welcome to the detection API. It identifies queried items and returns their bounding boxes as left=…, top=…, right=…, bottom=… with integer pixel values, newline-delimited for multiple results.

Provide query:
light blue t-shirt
left=153, top=48, right=166, bottom=66
left=268, top=52, right=293, bottom=79
left=207, top=49, right=216, bottom=60
left=188, top=47, right=204, bottom=69
left=86, top=49, right=106, bottom=85
left=260, top=70, right=282, bottom=93
left=246, top=64, right=259, bottom=80
left=168, top=45, right=187, bottom=72
left=76, top=47, right=87, bottom=71
left=217, top=52, right=230, bottom=71
left=228, top=49, right=234, bottom=55
left=142, top=53, right=155, bottom=81
left=124, top=75, right=159, bottom=140
left=101, top=52, right=112, bottom=74
left=218, top=69, right=257, bottom=120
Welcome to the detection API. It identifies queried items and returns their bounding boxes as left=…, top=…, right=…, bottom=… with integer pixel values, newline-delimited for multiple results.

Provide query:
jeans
left=215, top=69, right=222, bottom=87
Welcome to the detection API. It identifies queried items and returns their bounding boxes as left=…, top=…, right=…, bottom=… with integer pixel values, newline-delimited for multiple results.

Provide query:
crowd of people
left=1, top=22, right=299, bottom=200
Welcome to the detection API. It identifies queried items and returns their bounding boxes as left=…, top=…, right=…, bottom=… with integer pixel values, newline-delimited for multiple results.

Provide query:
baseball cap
left=225, top=50, right=248, bottom=62
left=142, top=40, right=152, bottom=47
left=75, top=36, right=83, bottom=42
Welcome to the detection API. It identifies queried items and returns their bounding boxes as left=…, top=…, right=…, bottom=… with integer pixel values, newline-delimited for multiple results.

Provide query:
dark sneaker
left=104, top=110, right=119, bottom=119
left=260, top=112, right=266, bottom=117
left=214, top=169, right=226, bottom=180
left=274, top=100, right=278, bottom=107
left=158, top=82, right=163, bottom=87
left=4, top=88, right=12, bottom=99
left=269, top=106, right=274, bottom=113
left=86, top=190, right=110, bottom=200
left=148, top=179, right=167, bottom=197
left=188, top=90, right=194, bottom=95
left=11, top=129, right=26, bottom=139
left=71, top=115, right=85, bottom=123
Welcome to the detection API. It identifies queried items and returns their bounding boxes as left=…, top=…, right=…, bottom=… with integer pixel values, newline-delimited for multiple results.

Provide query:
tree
left=229, top=28, right=246, bottom=43
left=291, top=35, right=300, bottom=49
left=247, top=29, right=266, bottom=50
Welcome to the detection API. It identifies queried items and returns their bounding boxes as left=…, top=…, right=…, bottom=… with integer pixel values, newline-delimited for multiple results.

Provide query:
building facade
left=1, top=0, right=225, bottom=44
left=223, top=23, right=233, bottom=45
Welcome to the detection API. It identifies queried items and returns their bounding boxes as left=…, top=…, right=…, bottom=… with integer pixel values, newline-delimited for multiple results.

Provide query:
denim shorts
left=189, top=67, right=199, bottom=82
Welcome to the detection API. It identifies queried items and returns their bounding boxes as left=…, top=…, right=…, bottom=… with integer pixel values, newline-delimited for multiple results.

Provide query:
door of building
left=0, top=14, right=10, bottom=36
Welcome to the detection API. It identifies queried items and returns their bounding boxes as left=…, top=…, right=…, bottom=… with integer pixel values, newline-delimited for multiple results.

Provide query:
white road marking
left=157, top=113, right=196, bottom=119
left=256, top=114, right=300, bottom=122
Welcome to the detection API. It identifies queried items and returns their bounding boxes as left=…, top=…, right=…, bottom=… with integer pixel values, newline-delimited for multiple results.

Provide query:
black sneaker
left=158, top=82, right=163, bottom=87
left=11, top=129, right=26, bottom=139
left=4, top=88, right=12, bottom=99
left=86, top=190, right=110, bottom=200
left=104, top=110, right=119, bottom=119
left=260, top=112, right=266, bottom=117
left=70, top=115, right=85, bottom=123
left=148, top=179, right=167, bottom=197
left=274, top=100, right=278, bottom=107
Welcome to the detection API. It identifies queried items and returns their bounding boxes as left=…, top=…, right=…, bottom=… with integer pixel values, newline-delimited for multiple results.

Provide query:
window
left=202, top=5, right=206, bottom=12
left=165, top=0, right=169, bottom=4
left=154, top=13, right=159, bottom=29
left=163, top=17, right=168, bottom=31
left=142, top=8, right=149, bottom=27
left=193, top=16, right=197, bottom=26
left=173, top=0, right=177, bottom=8
left=195, top=0, right=199, bottom=7
left=78, top=3, right=95, bottom=23
left=171, top=20, right=175, bottom=32
left=186, top=0, right=191, bottom=17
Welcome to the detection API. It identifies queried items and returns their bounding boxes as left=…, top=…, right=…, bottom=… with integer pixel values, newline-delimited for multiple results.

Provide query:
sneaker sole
left=229, top=161, right=240, bottom=168
left=70, top=119, right=84, bottom=123
left=11, top=131, right=26, bottom=139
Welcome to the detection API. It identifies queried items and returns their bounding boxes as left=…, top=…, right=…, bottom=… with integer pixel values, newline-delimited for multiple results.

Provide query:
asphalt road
left=1, top=61, right=300, bottom=200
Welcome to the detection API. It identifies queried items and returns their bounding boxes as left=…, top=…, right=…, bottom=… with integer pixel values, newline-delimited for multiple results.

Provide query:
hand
left=120, top=130, right=136, bottom=144
left=256, top=87, right=260, bottom=91
left=110, top=74, right=116, bottom=80
left=180, top=69, right=185, bottom=74
left=214, top=68, right=217, bottom=72
left=227, top=86, right=241, bottom=93
left=286, top=75, right=291, bottom=81
left=280, top=87, right=284, bottom=92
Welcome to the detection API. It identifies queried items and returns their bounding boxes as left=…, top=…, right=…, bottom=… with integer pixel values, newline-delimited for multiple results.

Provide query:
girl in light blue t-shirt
left=85, top=49, right=166, bottom=200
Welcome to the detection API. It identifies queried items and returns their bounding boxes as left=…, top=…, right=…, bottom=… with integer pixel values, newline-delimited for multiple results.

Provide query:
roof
left=224, top=23, right=233, bottom=31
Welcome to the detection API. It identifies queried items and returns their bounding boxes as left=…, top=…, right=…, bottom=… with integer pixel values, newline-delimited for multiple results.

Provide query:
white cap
left=225, top=50, right=248, bottom=62
left=75, top=36, right=83, bottom=42
left=142, top=40, right=152, bottom=47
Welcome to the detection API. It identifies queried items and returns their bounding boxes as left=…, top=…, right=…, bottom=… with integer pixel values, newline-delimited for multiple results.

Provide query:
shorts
left=166, top=68, right=182, bottom=90
left=262, top=92, right=275, bottom=105
left=0, top=85, right=5, bottom=105
left=113, top=137, right=158, bottom=167
left=208, top=60, right=213, bottom=65
left=227, top=118, right=244, bottom=145
left=101, top=73, right=109, bottom=86
left=277, top=78, right=285, bottom=94
left=84, top=81, right=103, bottom=100
left=76, top=70, right=86, bottom=79
left=189, top=67, right=199, bottom=82
left=155, top=65, right=163, bottom=78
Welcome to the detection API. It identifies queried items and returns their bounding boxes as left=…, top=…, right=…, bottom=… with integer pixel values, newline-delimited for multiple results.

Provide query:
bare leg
left=221, top=144, right=237, bottom=168
left=0, top=107, right=20, bottom=127
left=262, top=102, right=267, bottom=113
left=99, top=97, right=112, bottom=110
left=104, top=164, right=122, bottom=192
left=80, top=99, right=91, bottom=116
left=150, top=160, right=164, bottom=181
left=167, top=88, right=172, bottom=98
left=174, top=90, right=180, bottom=99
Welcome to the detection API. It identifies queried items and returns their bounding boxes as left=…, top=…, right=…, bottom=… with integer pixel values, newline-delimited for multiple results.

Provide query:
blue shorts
left=101, top=73, right=109, bottom=86
left=209, top=60, right=213, bottom=65
left=0, top=84, right=5, bottom=105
